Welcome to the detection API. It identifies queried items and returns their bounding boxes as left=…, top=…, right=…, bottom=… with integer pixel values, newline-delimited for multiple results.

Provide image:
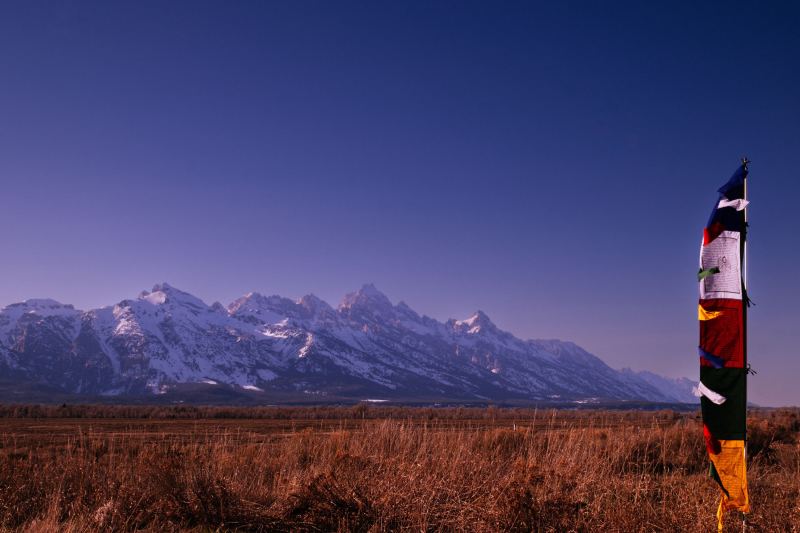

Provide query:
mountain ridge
left=0, top=283, right=697, bottom=404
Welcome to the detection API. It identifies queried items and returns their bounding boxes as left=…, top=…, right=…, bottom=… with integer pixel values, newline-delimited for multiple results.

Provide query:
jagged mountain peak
left=227, top=291, right=336, bottom=324
left=20, top=298, right=69, bottom=307
left=358, top=283, right=385, bottom=297
left=452, top=310, right=497, bottom=334
left=1, top=299, right=80, bottom=320
left=227, top=292, right=291, bottom=324
left=138, top=283, right=208, bottom=310
left=210, top=301, right=227, bottom=314
left=18, top=298, right=76, bottom=311
left=0, top=283, right=696, bottom=404
left=339, top=283, right=393, bottom=311
left=229, top=291, right=267, bottom=309
left=465, top=310, right=494, bottom=328
left=297, top=294, right=335, bottom=315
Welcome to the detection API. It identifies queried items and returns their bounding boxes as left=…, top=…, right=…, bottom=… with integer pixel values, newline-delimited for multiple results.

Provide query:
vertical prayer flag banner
left=697, top=163, right=750, bottom=531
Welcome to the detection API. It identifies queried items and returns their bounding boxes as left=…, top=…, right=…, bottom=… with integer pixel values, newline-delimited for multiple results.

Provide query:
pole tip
left=741, top=156, right=750, bottom=169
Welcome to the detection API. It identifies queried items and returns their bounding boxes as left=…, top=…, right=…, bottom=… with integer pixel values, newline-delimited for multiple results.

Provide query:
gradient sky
left=1, top=1, right=798, bottom=405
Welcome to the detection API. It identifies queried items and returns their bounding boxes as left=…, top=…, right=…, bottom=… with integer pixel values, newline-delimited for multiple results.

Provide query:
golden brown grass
left=0, top=406, right=797, bottom=532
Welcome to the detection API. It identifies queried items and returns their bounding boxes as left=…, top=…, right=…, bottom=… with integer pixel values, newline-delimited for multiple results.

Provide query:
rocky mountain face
left=0, top=284, right=696, bottom=403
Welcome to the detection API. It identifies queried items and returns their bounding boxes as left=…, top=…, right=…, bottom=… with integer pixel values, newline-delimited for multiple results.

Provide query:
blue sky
left=1, top=1, right=798, bottom=405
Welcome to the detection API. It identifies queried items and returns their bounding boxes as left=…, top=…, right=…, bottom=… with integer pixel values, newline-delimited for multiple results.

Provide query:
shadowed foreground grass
left=0, top=407, right=797, bottom=532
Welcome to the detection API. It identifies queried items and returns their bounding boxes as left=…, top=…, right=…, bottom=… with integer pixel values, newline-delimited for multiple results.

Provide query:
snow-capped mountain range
left=0, top=283, right=696, bottom=403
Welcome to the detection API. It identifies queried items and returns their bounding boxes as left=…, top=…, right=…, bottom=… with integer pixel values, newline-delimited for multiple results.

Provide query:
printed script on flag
left=700, top=231, right=741, bottom=300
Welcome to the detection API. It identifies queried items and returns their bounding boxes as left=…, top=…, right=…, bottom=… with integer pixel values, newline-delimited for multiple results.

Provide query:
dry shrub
left=748, top=413, right=798, bottom=467
left=473, top=428, right=528, bottom=458
left=609, top=421, right=707, bottom=475
left=283, top=453, right=378, bottom=531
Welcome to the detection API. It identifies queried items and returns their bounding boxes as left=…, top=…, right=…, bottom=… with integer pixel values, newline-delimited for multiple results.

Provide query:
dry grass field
left=0, top=405, right=797, bottom=532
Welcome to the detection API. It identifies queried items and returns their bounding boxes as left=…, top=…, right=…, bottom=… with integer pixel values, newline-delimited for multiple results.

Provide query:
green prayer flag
left=698, top=267, right=720, bottom=281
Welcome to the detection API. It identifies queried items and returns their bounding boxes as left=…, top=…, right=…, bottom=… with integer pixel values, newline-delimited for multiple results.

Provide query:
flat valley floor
left=0, top=405, right=797, bottom=532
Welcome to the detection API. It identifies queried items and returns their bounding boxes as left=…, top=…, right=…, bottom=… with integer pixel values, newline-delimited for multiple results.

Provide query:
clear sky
left=1, top=1, right=798, bottom=405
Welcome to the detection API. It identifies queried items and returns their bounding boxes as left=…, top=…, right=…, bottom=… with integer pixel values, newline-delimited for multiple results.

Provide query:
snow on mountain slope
left=0, top=283, right=695, bottom=403
left=619, top=369, right=698, bottom=404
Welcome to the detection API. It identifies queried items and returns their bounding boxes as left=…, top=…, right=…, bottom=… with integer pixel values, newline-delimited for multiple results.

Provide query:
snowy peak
left=455, top=310, right=496, bottom=333
left=228, top=291, right=336, bottom=323
left=229, top=292, right=280, bottom=313
left=449, top=310, right=503, bottom=338
left=2, top=299, right=79, bottom=317
left=138, top=283, right=208, bottom=311
left=357, top=283, right=388, bottom=299
left=0, top=299, right=82, bottom=342
left=297, top=294, right=335, bottom=319
left=339, top=283, right=393, bottom=311
left=0, top=282, right=696, bottom=404
left=227, top=292, right=291, bottom=324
